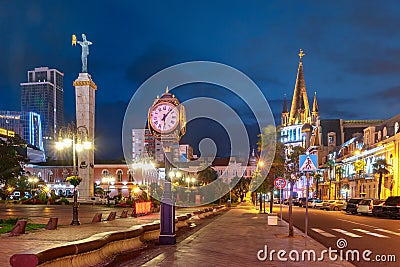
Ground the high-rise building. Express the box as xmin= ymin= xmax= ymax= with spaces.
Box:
xmin=0 ymin=110 xmax=44 ymax=151
xmin=20 ymin=67 xmax=64 ymax=158
xmin=132 ymin=129 xmax=164 ymax=163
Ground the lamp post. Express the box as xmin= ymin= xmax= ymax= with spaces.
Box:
xmin=102 ymin=176 xmax=115 ymax=205
xmin=28 ymin=176 xmax=39 ymax=197
xmin=56 ymin=123 xmax=92 ymax=226
xmin=185 ymin=176 xmax=195 ymax=202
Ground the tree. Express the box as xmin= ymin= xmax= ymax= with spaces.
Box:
xmin=230 ymin=176 xmax=250 ymax=202
xmin=335 ymin=166 xmax=345 ymax=199
xmin=256 ymin=125 xmax=281 ymax=212
xmin=353 ymin=159 xmax=366 ymax=197
xmin=285 ymin=145 xmax=305 ymax=237
xmin=197 ymin=166 xmax=218 ymax=186
xmin=373 ymin=159 xmax=391 ymax=200
xmin=326 ymin=159 xmax=335 ymax=199
xmin=314 ymin=172 xmax=323 ymax=199
xmin=0 ymin=134 xmax=27 ymax=199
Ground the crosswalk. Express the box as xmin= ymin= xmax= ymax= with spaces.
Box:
xmin=311 ymin=227 xmax=400 ymax=238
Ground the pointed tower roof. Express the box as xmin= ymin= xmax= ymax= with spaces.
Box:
xmin=248 ymin=148 xmax=257 ymax=166
xmin=289 ymin=49 xmax=311 ymax=125
xmin=312 ymin=92 xmax=319 ymax=113
xmin=282 ymin=94 xmax=288 ymax=113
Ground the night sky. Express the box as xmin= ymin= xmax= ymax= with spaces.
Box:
xmin=2 ymin=1 xmax=400 ymax=160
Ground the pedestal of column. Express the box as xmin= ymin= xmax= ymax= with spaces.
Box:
xmin=73 ymin=73 xmax=96 ymax=199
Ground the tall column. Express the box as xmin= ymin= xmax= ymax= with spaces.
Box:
xmin=73 ymin=73 xmax=96 ymax=199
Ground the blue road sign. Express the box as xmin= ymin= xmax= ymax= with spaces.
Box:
xmin=299 ymin=154 xmax=318 ymax=171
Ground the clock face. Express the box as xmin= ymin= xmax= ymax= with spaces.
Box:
xmin=149 ymin=103 xmax=179 ymax=133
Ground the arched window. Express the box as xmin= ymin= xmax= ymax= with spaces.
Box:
xmin=102 ymin=169 xmax=110 ymax=177
xmin=117 ymin=169 xmax=123 ymax=182
xmin=128 ymin=171 xmax=134 ymax=182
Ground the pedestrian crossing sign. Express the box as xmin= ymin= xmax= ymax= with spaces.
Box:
xmin=299 ymin=154 xmax=317 ymax=171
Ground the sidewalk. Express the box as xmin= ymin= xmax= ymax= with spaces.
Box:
xmin=122 ymin=207 xmax=355 ymax=267
xmin=0 ymin=207 xmax=199 ymax=267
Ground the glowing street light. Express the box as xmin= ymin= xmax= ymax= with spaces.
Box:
xmin=102 ymin=176 xmax=115 ymax=205
xmin=28 ymin=176 xmax=39 ymax=197
xmin=56 ymin=122 xmax=92 ymax=226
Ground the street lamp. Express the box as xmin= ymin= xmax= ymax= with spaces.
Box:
xmin=56 ymin=122 xmax=92 ymax=226
xmin=102 ymin=176 xmax=115 ymax=205
xmin=132 ymin=155 xmax=155 ymax=196
xmin=185 ymin=176 xmax=196 ymax=202
xmin=28 ymin=176 xmax=39 ymax=197
xmin=256 ymin=160 xmax=267 ymax=213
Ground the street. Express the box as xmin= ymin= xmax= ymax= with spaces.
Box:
xmin=279 ymin=205 xmax=399 ymax=267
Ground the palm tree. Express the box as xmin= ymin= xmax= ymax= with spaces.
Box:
xmin=326 ymin=159 xmax=335 ymax=199
xmin=314 ymin=173 xmax=323 ymax=199
xmin=372 ymin=159 xmax=391 ymax=200
xmin=353 ymin=159 xmax=366 ymax=197
xmin=335 ymin=166 xmax=345 ymax=199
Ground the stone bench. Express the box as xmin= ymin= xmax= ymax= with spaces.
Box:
xmin=9 ymin=222 xmax=162 ymax=267
xmin=10 ymin=208 xmax=226 ymax=267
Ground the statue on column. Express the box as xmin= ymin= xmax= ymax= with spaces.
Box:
xmin=72 ymin=34 xmax=93 ymax=73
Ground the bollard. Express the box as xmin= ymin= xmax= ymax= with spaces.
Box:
xmin=91 ymin=213 xmax=102 ymax=223
xmin=45 ymin=217 xmax=58 ymax=230
xmin=9 ymin=220 xmax=27 ymax=236
xmin=120 ymin=210 xmax=128 ymax=218
xmin=130 ymin=208 xmax=136 ymax=217
xmin=106 ymin=211 xmax=116 ymax=221
xmin=267 ymin=213 xmax=278 ymax=226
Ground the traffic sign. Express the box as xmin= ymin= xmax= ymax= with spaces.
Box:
xmin=274 ymin=177 xmax=287 ymax=189
xmin=299 ymin=154 xmax=318 ymax=171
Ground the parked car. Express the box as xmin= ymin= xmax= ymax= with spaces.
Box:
xmin=382 ymin=196 xmax=400 ymax=219
xmin=372 ymin=202 xmax=385 ymax=217
xmin=299 ymin=197 xmax=314 ymax=207
xmin=283 ymin=198 xmax=300 ymax=206
xmin=322 ymin=200 xmax=345 ymax=211
xmin=292 ymin=198 xmax=300 ymax=206
xmin=9 ymin=191 xmax=21 ymax=200
xmin=357 ymin=199 xmax=385 ymax=215
xmin=344 ymin=198 xmax=363 ymax=214
xmin=310 ymin=199 xmax=323 ymax=209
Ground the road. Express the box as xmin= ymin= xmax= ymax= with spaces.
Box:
xmin=279 ymin=205 xmax=399 ymax=267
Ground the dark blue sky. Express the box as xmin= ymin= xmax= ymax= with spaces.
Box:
xmin=2 ymin=1 xmax=400 ymax=160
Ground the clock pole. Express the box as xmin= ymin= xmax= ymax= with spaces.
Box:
xmin=147 ymin=86 xmax=186 ymax=246
xmin=159 ymin=144 xmax=176 ymax=245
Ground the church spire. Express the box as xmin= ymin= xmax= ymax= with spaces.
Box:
xmin=289 ymin=49 xmax=311 ymax=125
xmin=281 ymin=94 xmax=289 ymax=126
xmin=311 ymin=91 xmax=319 ymax=125
xmin=282 ymin=93 xmax=288 ymax=113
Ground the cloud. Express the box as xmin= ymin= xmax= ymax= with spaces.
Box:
xmin=367 ymin=86 xmax=400 ymax=102
xmin=125 ymin=44 xmax=188 ymax=85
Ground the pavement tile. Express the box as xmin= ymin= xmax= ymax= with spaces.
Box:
xmin=123 ymin=207 xmax=355 ymax=267
xmin=1 ymin=206 xmax=356 ymax=267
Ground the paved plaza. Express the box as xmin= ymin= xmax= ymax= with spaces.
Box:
xmin=1 ymin=204 xmax=357 ymax=266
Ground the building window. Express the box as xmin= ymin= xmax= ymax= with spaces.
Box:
xmin=117 ymin=169 xmax=123 ymax=182
xmin=128 ymin=171 xmax=134 ymax=182
xmin=328 ymin=132 xmax=336 ymax=146
xmin=102 ymin=170 xmax=109 ymax=177
xmin=383 ymin=127 xmax=388 ymax=139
